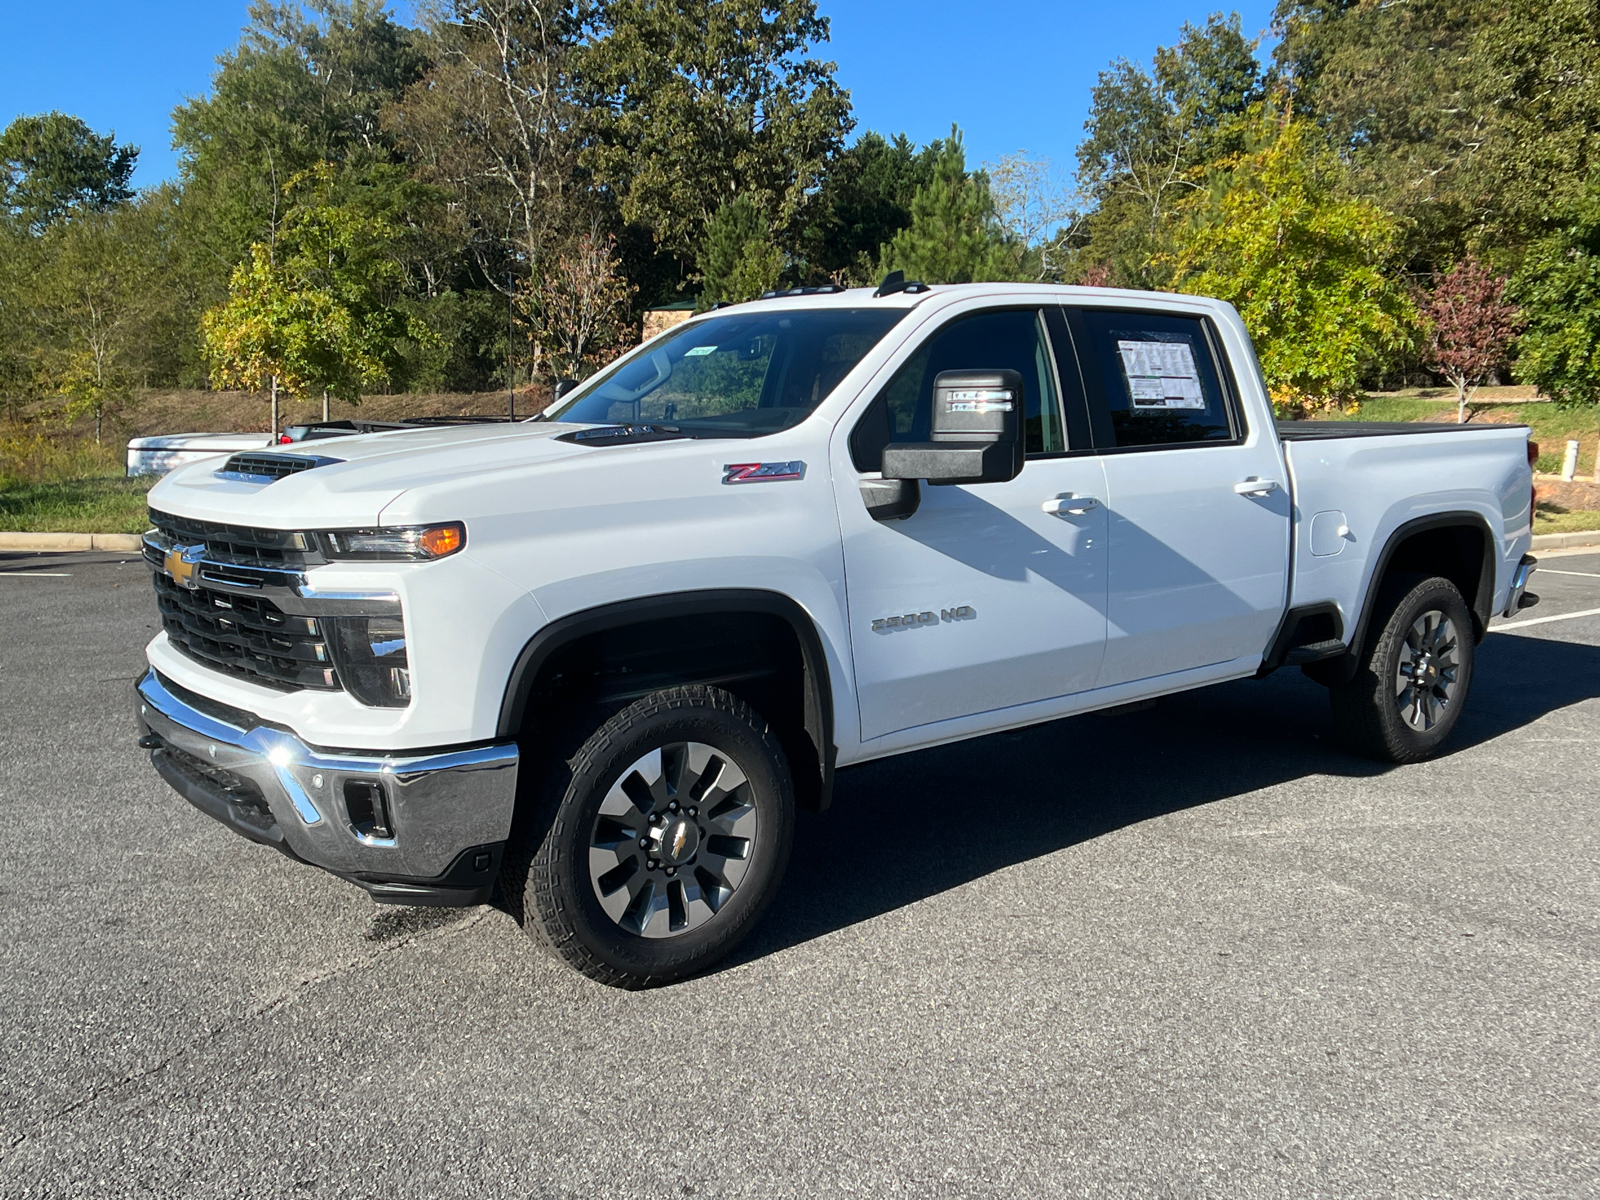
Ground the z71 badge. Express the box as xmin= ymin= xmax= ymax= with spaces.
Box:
xmin=871 ymin=606 xmax=975 ymax=632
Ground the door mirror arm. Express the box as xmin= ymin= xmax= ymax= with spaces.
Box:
xmin=860 ymin=477 xmax=920 ymax=521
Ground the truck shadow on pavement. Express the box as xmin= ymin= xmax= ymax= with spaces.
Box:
xmin=730 ymin=631 xmax=1600 ymax=969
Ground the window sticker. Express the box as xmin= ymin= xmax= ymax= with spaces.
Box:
xmin=1116 ymin=339 xmax=1206 ymax=410
xmin=683 ymin=344 xmax=717 ymax=357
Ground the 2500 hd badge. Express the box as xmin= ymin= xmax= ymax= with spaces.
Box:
xmin=872 ymin=606 xmax=976 ymax=632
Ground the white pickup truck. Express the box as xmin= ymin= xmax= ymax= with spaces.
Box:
xmin=135 ymin=280 xmax=1539 ymax=988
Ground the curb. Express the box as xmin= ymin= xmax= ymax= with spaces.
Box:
xmin=0 ymin=532 xmax=143 ymax=552
xmin=1532 ymin=531 xmax=1600 ymax=550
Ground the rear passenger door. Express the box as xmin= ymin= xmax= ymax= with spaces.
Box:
xmin=1063 ymin=307 xmax=1290 ymax=688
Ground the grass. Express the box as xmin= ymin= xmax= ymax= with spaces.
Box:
xmin=1533 ymin=503 xmax=1600 ymax=536
xmin=0 ymin=422 xmax=154 ymax=533
xmin=0 ymin=475 xmax=155 ymax=533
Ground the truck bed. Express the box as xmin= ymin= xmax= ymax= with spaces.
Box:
xmin=1276 ymin=420 xmax=1529 ymax=441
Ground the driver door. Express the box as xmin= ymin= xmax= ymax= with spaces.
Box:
xmin=833 ymin=306 xmax=1110 ymax=742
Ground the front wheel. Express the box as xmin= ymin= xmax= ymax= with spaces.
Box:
xmin=503 ymin=685 xmax=795 ymax=989
xmin=1329 ymin=574 xmax=1476 ymax=763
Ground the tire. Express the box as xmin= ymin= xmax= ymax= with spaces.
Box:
xmin=1329 ymin=574 xmax=1475 ymax=763
xmin=501 ymin=685 xmax=795 ymax=989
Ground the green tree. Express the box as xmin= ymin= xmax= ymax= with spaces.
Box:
xmin=1272 ymin=0 xmax=1495 ymax=270
xmin=0 ymin=219 xmax=41 ymax=411
xmin=0 ymin=112 xmax=137 ymax=233
xmin=1171 ymin=114 xmax=1417 ymax=411
xmin=579 ymin=0 xmax=852 ymax=265
xmin=30 ymin=193 xmax=176 ymax=441
xmin=879 ymin=129 xmax=1013 ymax=285
xmin=202 ymin=165 xmax=438 ymax=432
xmin=172 ymin=2 xmax=428 ymax=305
xmin=698 ymin=197 xmax=784 ymax=307
xmin=793 ymin=131 xmax=940 ymax=284
xmin=1511 ymin=181 xmax=1600 ymax=464
xmin=1467 ymin=0 xmax=1600 ymax=251
xmin=1076 ymin=13 xmax=1263 ymax=287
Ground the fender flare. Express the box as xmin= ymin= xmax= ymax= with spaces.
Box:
xmin=1334 ymin=511 xmax=1496 ymax=681
xmin=497 ymin=589 xmax=838 ymax=810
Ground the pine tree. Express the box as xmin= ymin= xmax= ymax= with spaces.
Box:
xmin=879 ymin=127 xmax=1012 ymax=284
xmin=698 ymin=197 xmax=783 ymax=307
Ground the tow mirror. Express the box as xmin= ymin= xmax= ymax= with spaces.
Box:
xmin=881 ymin=370 xmax=1024 ymax=486
xmin=553 ymin=378 xmax=581 ymax=400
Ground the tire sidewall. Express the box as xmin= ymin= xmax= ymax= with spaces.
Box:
xmin=541 ymin=691 xmax=794 ymax=983
xmin=1369 ymin=578 xmax=1475 ymax=755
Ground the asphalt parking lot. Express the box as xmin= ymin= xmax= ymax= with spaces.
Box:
xmin=1 ymin=550 xmax=1597 ymax=1198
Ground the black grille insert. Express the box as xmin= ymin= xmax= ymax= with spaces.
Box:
xmin=154 ymin=746 xmax=279 ymax=838
xmin=148 ymin=509 xmax=325 ymax=571
xmin=154 ymin=572 xmax=339 ymax=691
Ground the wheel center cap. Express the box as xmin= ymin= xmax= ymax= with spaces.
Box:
xmin=653 ymin=818 xmax=699 ymax=866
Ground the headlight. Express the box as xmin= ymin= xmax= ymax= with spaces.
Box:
xmin=322 ymin=522 xmax=465 ymax=561
xmin=329 ymin=616 xmax=411 ymax=707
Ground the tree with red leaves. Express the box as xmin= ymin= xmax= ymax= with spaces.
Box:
xmin=1422 ymin=257 xmax=1523 ymax=423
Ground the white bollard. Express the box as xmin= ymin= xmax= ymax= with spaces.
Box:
xmin=1561 ymin=439 xmax=1580 ymax=481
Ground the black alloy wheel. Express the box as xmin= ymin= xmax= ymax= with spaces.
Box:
xmin=1330 ymin=574 xmax=1476 ymax=763
xmin=503 ymin=685 xmax=795 ymax=988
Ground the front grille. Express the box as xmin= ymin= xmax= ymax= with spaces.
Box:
xmin=154 ymin=571 xmax=339 ymax=691
xmin=148 ymin=508 xmax=324 ymax=571
xmin=217 ymin=451 xmax=338 ymax=483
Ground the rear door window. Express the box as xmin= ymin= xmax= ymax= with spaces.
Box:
xmin=1070 ymin=309 xmax=1239 ymax=449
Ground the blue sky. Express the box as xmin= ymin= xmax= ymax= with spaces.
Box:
xmin=0 ymin=1 xmax=1279 ymax=189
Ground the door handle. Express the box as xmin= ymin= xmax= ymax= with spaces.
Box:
xmin=1233 ymin=478 xmax=1280 ymax=497
xmin=1043 ymin=494 xmax=1100 ymax=515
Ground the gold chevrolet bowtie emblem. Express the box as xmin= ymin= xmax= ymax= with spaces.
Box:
xmin=164 ymin=543 xmax=203 ymax=590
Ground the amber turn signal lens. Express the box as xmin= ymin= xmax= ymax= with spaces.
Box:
xmin=418 ymin=523 xmax=464 ymax=557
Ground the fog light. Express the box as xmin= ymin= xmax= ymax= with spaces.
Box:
xmin=344 ymin=779 xmax=392 ymax=839
xmin=329 ymin=616 xmax=411 ymax=707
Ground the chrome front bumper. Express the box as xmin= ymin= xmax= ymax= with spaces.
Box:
xmin=134 ymin=669 xmax=519 ymax=905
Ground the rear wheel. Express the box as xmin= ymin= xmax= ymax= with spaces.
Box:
xmin=503 ymin=685 xmax=794 ymax=988
xmin=1329 ymin=574 xmax=1475 ymax=763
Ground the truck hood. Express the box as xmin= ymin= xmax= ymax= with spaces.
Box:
xmin=147 ymin=421 xmax=608 ymax=528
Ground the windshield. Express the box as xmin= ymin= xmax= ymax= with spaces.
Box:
xmin=547 ymin=307 xmax=908 ymax=437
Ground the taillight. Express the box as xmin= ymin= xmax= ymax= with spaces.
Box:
xmin=1529 ymin=440 xmax=1538 ymax=517
xmin=278 ymin=433 xmax=293 ymax=444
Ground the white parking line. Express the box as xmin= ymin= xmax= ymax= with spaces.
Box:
xmin=1538 ymin=569 xmax=1600 ymax=579
xmin=1495 ymin=606 xmax=1600 ymax=632
xmin=0 ymin=572 xmax=72 ymax=578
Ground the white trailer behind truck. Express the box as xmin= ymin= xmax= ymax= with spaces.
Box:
xmin=133 ymin=280 xmax=1538 ymax=987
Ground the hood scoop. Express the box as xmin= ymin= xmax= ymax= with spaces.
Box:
xmin=554 ymin=423 xmax=688 ymax=447
xmin=215 ymin=451 xmax=344 ymax=484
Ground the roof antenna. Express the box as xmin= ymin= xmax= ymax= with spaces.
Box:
xmin=874 ymin=270 xmax=906 ymax=297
